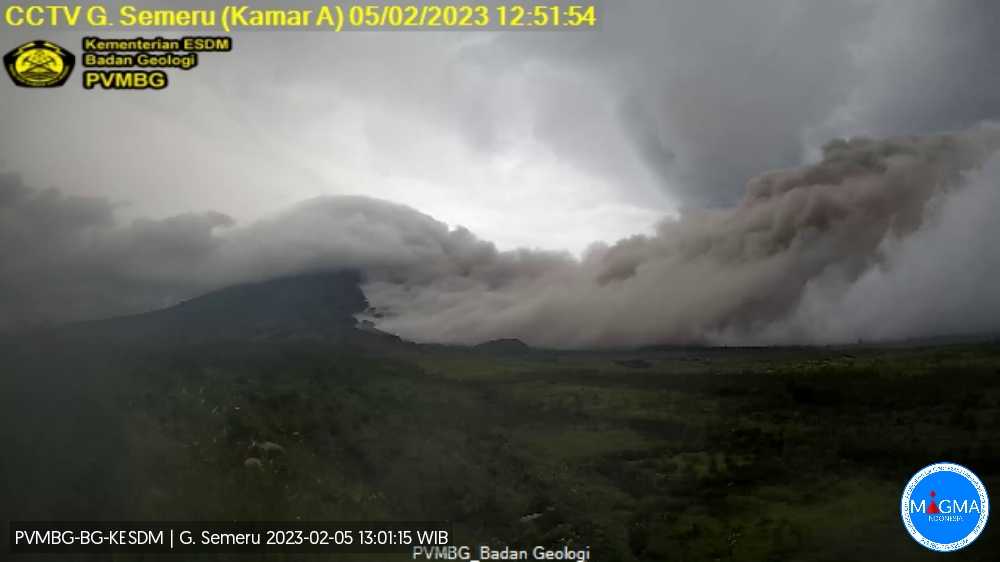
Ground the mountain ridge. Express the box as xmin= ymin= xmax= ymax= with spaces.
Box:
xmin=38 ymin=270 xmax=392 ymax=347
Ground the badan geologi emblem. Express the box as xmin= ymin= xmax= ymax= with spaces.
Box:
xmin=4 ymin=40 xmax=75 ymax=87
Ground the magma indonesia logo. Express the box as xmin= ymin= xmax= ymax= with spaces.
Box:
xmin=4 ymin=40 xmax=75 ymax=87
xmin=901 ymin=462 xmax=989 ymax=552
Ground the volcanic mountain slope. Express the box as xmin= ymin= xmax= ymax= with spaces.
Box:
xmin=49 ymin=270 xmax=390 ymax=346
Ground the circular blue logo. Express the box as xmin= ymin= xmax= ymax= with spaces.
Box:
xmin=901 ymin=462 xmax=989 ymax=551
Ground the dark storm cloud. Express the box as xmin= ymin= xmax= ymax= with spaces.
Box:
xmin=835 ymin=1 xmax=1000 ymax=138
xmin=588 ymin=0 xmax=872 ymax=207
xmin=476 ymin=0 xmax=1000 ymax=207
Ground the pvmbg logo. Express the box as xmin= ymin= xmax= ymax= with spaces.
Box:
xmin=3 ymin=40 xmax=75 ymax=87
xmin=901 ymin=462 xmax=989 ymax=552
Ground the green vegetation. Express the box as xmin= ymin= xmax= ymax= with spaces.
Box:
xmin=4 ymin=340 xmax=1000 ymax=561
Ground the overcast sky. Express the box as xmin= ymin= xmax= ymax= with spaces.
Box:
xmin=2 ymin=1 xmax=997 ymax=254
xmin=3 ymin=1 xmax=1000 ymax=345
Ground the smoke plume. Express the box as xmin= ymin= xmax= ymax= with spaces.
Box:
xmin=2 ymin=126 xmax=999 ymax=348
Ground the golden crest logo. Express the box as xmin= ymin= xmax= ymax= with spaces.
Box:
xmin=4 ymin=40 xmax=75 ymax=88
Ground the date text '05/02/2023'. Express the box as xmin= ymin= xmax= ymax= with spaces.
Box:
xmin=3 ymin=5 xmax=598 ymax=30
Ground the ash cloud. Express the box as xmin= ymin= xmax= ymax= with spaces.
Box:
xmin=369 ymin=125 xmax=1000 ymax=347
xmin=2 ymin=126 xmax=999 ymax=348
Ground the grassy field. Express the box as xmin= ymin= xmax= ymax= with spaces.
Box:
xmin=3 ymin=339 xmax=999 ymax=561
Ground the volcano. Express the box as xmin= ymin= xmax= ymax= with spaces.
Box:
xmin=46 ymin=270 xmax=390 ymax=346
